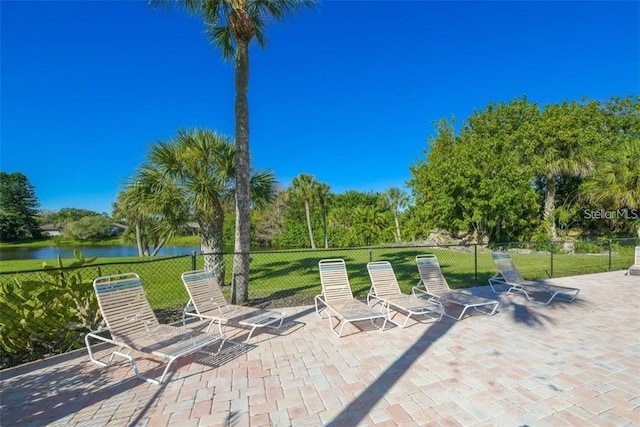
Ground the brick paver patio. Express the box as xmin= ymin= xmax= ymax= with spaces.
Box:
xmin=1 ymin=271 xmax=638 ymax=426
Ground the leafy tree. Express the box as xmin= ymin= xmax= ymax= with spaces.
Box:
xmin=63 ymin=216 xmax=113 ymax=241
xmin=582 ymin=97 xmax=640 ymax=237
xmin=0 ymin=172 xmax=41 ymax=241
xmin=289 ymin=173 xmax=318 ymax=249
xmin=408 ymin=119 xmax=462 ymax=237
xmin=352 ymin=205 xmax=387 ymax=246
xmin=252 ymin=188 xmax=287 ymax=247
xmin=328 ymin=191 xmax=383 ymax=246
xmin=56 ymin=208 xmax=103 ymax=223
xmin=409 ymin=99 xmax=541 ymax=243
xmin=533 ymin=100 xmax=603 ymax=240
xmin=36 ymin=209 xmax=58 ymax=225
xmin=151 ymin=0 xmax=316 ymax=304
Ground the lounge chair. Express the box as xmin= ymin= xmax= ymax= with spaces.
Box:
xmin=85 ymin=273 xmax=226 ymax=384
xmin=489 ymin=250 xmax=580 ymax=305
xmin=626 ymin=246 xmax=640 ymax=276
xmin=316 ymin=259 xmax=388 ymax=337
xmin=366 ymin=261 xmax=444 ymax=327
xmin=415 ymin=254 xmax=499 ymax=320
xmin=181 ymin=269 xmax=286 ymax=343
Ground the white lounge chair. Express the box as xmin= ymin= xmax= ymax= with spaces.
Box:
xmin=316 ymin=259 xmax=388 ymax=337
xmin=489 ymin=251 xmax=580 ymax=305
xmin=85 ymin=273 xmax=226 ymax=384
xmin=367 ymin=261 xmax=443 ymax=327
xmin=415 ymin=254 xmax=499 ymax=320
xmin=181 ymin=269 xmax=286 ymax=343
xmin=626 ymin=246 xmax=640 ymax=276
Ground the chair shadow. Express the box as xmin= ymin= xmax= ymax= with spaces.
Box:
xmin=222 ymin=320 xmax=306 ymax=344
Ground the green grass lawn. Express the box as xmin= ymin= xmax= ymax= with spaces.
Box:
xmin=1 ymin=245 xmax=636 ymax=311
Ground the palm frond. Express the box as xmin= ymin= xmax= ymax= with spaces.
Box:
xmin=249 ymin=169 xmax=278 ymax=209
xmin=209 ymin=25 xmax=234 ymax=58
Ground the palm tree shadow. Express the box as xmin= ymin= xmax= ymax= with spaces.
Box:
xmin=495 ymin=288 xmax=589 ymax=327
xmin=328 ymin=283 xmax=588 ymax=425
xmin=328 ymin=318 xmax=456 ymax=426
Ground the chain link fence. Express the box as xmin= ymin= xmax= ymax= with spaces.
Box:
xmin=1 ymin=237 xmax=638 ymax=368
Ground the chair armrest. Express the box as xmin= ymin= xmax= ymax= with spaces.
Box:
xmin=412 ymin=286 xmax=438 ymax=301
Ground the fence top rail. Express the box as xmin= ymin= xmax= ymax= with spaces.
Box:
xmin=0 ymin=253 xmax=192 ymax=276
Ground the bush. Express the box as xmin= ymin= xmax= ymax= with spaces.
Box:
xmin=0 ymin=250 xmax=102 ymax=368
xmin=574 ymin=240 xmax=604 ymax=254
xmin=63 ymin=216 xmax=113 ymax=241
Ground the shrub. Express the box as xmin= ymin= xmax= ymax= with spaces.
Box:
xmin=574 ymin=240 xmax=604 ymax=254
xmin=0 ymin=250 xmax=102 ymax=367
xmin=62 ymin=216 xmax=113 ymax=241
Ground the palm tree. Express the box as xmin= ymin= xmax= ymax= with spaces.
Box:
xmin=384 ymin=187 xmax=410 ymax=243
xmin=113 ymin=187 xmax=154 ymax=256
xmin=150 ymin=0 xmax=316 ymax=304
xmin=126 ymin=129 xmax=275 ymax=282
xmin=353 ymin=206 xmax=386 ymax=246
xmin=536 ymin=102 xmax=598 ymax=240
xmin=316 ymin=182 xmax=331 ymax=248
xmin=583 ymin=140 xmax=640 ymax=237
xmin=290 ymin=173 xmax=317 ymax=249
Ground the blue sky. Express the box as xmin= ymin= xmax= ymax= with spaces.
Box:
xmin=2 ymin=1 xmax=638 ymax=214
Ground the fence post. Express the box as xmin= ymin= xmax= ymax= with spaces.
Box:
xmin=550 ymin=241 xmax=554 ymax=278
xmin=369 ymin=247 xmax=373 ymax=263
xmin=191 ymin=251 xmax=196 ymax=271
xmin=608 ymin=239 xmax=612 ymax=272
xmin=474 ymin=244 xmax=478 ymax=284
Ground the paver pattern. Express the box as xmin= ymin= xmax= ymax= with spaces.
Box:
xmin=1 ymin=271 xmax=639 ymax=426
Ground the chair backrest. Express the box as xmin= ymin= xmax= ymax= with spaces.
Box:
xmin=635 ymin=246 xmax=640 ymax=266
xmin=367 ymin=261 xmax=402 ymax=298
xmin=415 ymin=254 xmax=452 ymax=295
xmin=181 ymin=269 xmax=229 ymax=314
xmin=93 ymin=273 xmax=159 ymax=343
xmin=491 ymin=251 xmax=525 ymax=283
xmin=318 ymin=259 xmax=354 ymax=303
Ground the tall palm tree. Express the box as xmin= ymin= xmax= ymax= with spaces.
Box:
xmin=150 ymin=0 xmax=316 ymax=304
xmin=127 ymin=129 xmax=276 ymax=282
xmin=384 ymin=187 xmax=410 ymax=243
xmin=290 ymin=173 xmax=317 ymax=249
xmin=316 ymin=182 xmax=331 ymax=249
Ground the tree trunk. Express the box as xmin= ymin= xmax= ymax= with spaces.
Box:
xmin=135 ymin=222 xmax=145 ymax=256
xmin=305 ymin=200 xmax=316 ymax=249
xmin=232 ymin=39 xmax=251 ymax=304
xmin=200 ymin=216 xmax=225 ymax=285
xmin=150 ymin=237 xmax=167 ymax=257
xmin=323 ymin=207 xmax=328 ymax=249
xmin=393 ymin=209 xmax=401 ymax=243
xmin=543 ymin=173 xmax=558 ymax=240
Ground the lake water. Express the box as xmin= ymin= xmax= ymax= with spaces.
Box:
xmin=0 ymin=245 xmax=201 ymax=261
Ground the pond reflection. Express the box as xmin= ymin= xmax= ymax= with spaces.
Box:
xmin=0 ymin=245 xmax=200 ymax=261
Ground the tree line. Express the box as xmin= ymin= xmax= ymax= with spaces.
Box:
xmin=408 ymin=95 xmax=639 ymax=243
xmin=0 ymin=174 xmax=114 ymax=242
xmin=2 ymin=96 xmax=638 ymax=252
xmin=3 ymin=95 xmax=638 ymax=249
